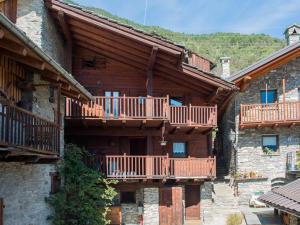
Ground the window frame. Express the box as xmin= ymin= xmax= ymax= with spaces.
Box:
xmin=262 ymin=135 xmax=279 ymax=154
xmin=260 ymin=89 xmax=277 ymax=104
xmin=172 ymin=142 xmax=187 ymax=158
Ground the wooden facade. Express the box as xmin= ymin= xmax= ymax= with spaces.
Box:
xmin=46 ymin=1 xmax=236 ymax=224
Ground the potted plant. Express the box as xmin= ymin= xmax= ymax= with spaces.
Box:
xmin=262 ymin=147 xmax=273 ymax=155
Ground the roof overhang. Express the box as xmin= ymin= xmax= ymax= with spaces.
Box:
xmin=45 ymin=0 xmax=237 ymax=110
xmin=229 ymin=42 xmax=300 ymax=91
xmin=0 ymin=13 xmax=92 ymax=101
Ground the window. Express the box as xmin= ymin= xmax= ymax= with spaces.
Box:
xmin=120 ymin=191 xmax=136 ymax=204
xmin=260 ymin=90 xmax=277 ymax=104
xmin=105 ymin=91 xmax=120 ymax=117
xmin=172 ymin=142 xmax=187 ymax=157
xmin=50 ymin=172 xmax=60 ymax=194
xmin=298 ymin=88 xmax=300 ymax=101
xmin=170 ymin=97 xmax=183 ymax=106
xmin=262 ymin=135 xmax=279 ymax=153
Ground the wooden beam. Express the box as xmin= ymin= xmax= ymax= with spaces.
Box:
xmin=65 ymin=128 xmax=161 ymax=136
xmin=169 ymin=126 xmax=180 ymax=134
xmin=0 ymin=29 xmax=4 ymax=39
xmin=0 ymin=48 xmax=46 ymax=70
xmin=208 ymin=87 xmax=223 ymax=103
xmin=146 ymin=46 xmax=158 ymax=96
xmin=240 ymin=76 xmax=252 ymax=92
xmin=0 ymin=38 xmax=27 ymax=56
xmin=57 ymin=10 xmax=72 ymax=71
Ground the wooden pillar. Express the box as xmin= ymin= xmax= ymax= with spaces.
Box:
xmin=56 ymin=84 xmax=61 ymax=154
xmin=282 ymin=78 xmax=286 ymax=121
xmin=0 ymin=198 xmax=3 ymax=225
xmin=147 ymin=135 xmax=153 ymax=155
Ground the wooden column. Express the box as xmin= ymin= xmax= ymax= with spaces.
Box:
xmin=0 ymin=198 xmax=3 ymax=225
xmin=146 ymin=46 xmax=158 ymax=95
xmin=282 ymin=78 xmax=286 ymax=121
xmin=56 ymin=84 xmax=61 ymax=154
xmin=147 ymin=135 xmax=153 ymax=155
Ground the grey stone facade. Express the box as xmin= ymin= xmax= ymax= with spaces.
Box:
xmin=0 ymin=162 xmax=56 ymax=225
xmin=143 ymin=188 xmax=159 ymax=225
xmin=16 ymin=0 xmax=66 ymax=67
xmin=221 ymin=56 xmax=300 ymax=204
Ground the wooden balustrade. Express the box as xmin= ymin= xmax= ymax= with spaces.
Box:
xmin=0 ymin=98 xmax=60 ymax=154
xmin=91 ymin=154 xmax=216 ymax=179
xmin=66 ymin=96 xmax=217 ymax=127
xmin=169 ymin=105 xmax=217 ymax=126
xmin=66 ymin=95 xmax=169 ymax=120
xmin=240 ymin=102 xmax=300 ymax=126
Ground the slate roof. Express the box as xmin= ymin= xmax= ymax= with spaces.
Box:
xmin=258 ymin=179 xmax=300 ymax=217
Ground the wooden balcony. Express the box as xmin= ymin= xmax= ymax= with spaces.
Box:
xmin=240 ymin=101 xmax=300 ymax=129
xmin=86 ymin=154 xmax=216 ymax=180
xmin=65 ymin=96 xmax=217 ymax=128
xmin=0 ymin=98 xmax=60 ymax=160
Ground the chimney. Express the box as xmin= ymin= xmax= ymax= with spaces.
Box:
xmin=284 ymin=24 xmax=300 ymax=45
xmin=220 ymin=57 xmax=231 ymax=79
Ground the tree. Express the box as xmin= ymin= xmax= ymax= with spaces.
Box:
xmin=47 ymin=144 xmax=117 ymax=225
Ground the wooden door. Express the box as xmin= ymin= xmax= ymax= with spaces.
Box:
xmin=185 ymin=185 xmax=200 ymax=220
xmin=0 ymin=198 xmax=3 ymax=225
xmin=159 ymin=187 xmax=183 ymax=225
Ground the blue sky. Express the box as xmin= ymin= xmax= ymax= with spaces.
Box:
xmin=73 ymin=0 xmax=300 ymax=38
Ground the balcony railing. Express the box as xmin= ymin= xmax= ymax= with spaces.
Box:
xmin=240 ymin=101 xmax=300 ymax=126
xmin=287 ymin=151 xmax=300 ymax=171
xmin=0 ymin=98 xmax=60 ymax=154
xmin=65 ymin=96 xmax=217 ymax=127
xmin=86 ymin=154 xmax=216 ymax=179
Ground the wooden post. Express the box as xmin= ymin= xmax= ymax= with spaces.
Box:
xmin=0 ymin=198 xmax=3 ymax=225
xmin=56 ymin=84 xmax=61 ymax=154
xmin=282 ymin=78 xmax=286 ymax=121
xmin=189 ymin=104 xmax=192 ymax=126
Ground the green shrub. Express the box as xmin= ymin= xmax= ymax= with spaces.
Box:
xmin=226 ymin=213 xmax=243 ymax=225
xmin=46 ymin=144 xmax=117 ymax=225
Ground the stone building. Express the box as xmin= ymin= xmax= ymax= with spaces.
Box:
xmin=221 ymin=24 xmax=300 ymax=205
xmin=0 ymin=1 xmax=91 ymax=224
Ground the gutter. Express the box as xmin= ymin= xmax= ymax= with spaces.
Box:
xmin=0 ymin=14 xmax=92 ymax=100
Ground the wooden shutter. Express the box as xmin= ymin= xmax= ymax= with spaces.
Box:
xmin=0 ymin=198 xmax=3 ymax=225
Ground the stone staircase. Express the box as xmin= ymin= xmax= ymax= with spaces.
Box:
xmin=202 ymin=181 xmax=241 ymax=225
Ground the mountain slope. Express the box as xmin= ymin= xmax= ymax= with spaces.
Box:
xmin=63 ymin=0 xmax=286 ymax=75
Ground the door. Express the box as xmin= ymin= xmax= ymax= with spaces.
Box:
xmin=185 ymin=185 xmax=200 ymax=220
xmin=159 ymin=187 xmax=183 ymax=225
xmin=130 ymin=137 xmax=147 ymax=155
xmin=105 ymin=91 xmax=120 ymax=118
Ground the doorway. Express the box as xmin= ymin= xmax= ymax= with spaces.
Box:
xmin=185 ymin=185 xmax=200 ymax=221
xmin=159 ymin=187 xmax=183 ymax=225
xmin=129 ymin=137 xmax=147 ymax=155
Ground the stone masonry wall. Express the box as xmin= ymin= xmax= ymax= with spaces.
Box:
xmin=143 ymin=188 xmax=159 ymax=225
xmin=121 ymin=188 xmax=143 ymax=225
xmin=0 ymin=2 xmax=67 ymax=225
xmin=16 ymin=0 xmax=66 ymax=67
xmin=222 ymin=56 xmax=300 ymax=204
xmin=0 ymin=162 xmax=56 ymax=225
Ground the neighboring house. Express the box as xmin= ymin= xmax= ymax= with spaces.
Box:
xmin=259 ymin=178 xmax=300 ymax=225
xmin=221 ymin=24 xmax=300 ymax=205
xmin=0 ymin=1 xmax=91 ymax=225
xmin=45 ymin=1 xmax=237 ymax=225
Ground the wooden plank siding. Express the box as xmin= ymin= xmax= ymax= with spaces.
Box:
xmin=0 ymin=198 xmax=3 ymax=225
xmin=240 ymin=102 xmax=300 ymax=128
xmin=0 ymin=55 xmax=25 ymax=102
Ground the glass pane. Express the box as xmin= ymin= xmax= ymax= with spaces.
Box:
xmin=170 ymin=99 xmax=183 ymax=106
xmin=173 ymin=142 xmax=186 ymax=157
xmin=262 ymin=136 xmax=277 ymax=151
xmin=261 ymin=90 xmax=276 ymax=104
xmin=113 ymin=92 xmax=119 ymax=117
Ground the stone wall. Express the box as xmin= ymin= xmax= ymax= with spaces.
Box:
xmin=121 ymin=188 xmax=143 ymax=225
xmin=143 ymin=188 xmax=159 ymax=225
xmin=221 ymin=56 xmax=300 ymax=205
xmin=0 ymin=162 xmax=56 ymax=225
xmin=16 ymin=0 xmax=66 ymax=67
xmin=200 ymin=182 xmax=213 ymax=222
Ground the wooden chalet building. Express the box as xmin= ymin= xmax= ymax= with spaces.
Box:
xmin=0 ymin=1 xmax=91 ymax=225
xmin=45 ymin=1 xmax=236 ymax=224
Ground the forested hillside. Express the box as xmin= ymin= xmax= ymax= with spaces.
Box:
xmin=64 ymin=0 xmax=285 ymax=74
